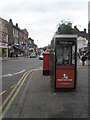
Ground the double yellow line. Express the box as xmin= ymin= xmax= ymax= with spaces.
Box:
xmin=0 ymin=67 xmax=42 ymax=119
xmin=0 ymin=91 xmax=6 ymax=96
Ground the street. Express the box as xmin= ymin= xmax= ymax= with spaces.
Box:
xmin=0 ymin=1 xmax=89 ymax=119
xmin=0 ymin=57 xmax=88 ymax=118
xmin=1 ymin=57 xmax=43 ymax=103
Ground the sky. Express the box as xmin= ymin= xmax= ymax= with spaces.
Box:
xmin=0 ymin=0 xmax=89 ymax=47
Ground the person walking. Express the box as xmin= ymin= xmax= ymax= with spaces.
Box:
xmin=81 ymin=54 xmax=87 ymax=66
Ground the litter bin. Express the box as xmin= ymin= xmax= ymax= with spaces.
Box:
xmin=43 ymin=52 xmax=50 ymax=75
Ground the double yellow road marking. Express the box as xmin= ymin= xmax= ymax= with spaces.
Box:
xmin=0 ymin=91 xmax=6 ymax=96
xmin=0 ymin=67 xmax=42 ymax=119
xmin=10 ymin=84 xmax=17 ymax=89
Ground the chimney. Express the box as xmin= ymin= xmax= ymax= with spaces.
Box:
xmin=74 ymin=26 xmax=77 ymax=29
xmin=84 ymin=28 xmax=86 ymax=33
xmin=9 ymin=19 xmax=13 ymax=24
xmin=16 ymin=23 xmax=18 ymax=28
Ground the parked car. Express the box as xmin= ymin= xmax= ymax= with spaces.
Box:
xmin=30 ymin=53 xmax=36 ymax=58
xmin=39 ymin=53 xmax=43 ymax=60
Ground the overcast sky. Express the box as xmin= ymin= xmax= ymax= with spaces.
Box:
xmin=0 ymin=0 xmax=89 ymax=47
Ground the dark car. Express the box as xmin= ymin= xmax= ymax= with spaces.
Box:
xmin=30 ymin=53 xmax=36 ymax=58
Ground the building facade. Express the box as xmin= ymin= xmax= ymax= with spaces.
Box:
xmin=73 ymin=26 xmax=88 ymax=55
xmin=77 ymin=36 xmax=88 ymax=54
xmin=0 ymin=17 xmax=30 ymax=57
xmin=13 ymin=23 xmax=19 ymax=45
xmin=88 ymin=1 xmax=90 ymax=59
xmin=0 ymin=17 xmax=8 ymax=58
xmin=28 ymin=38 xmax=37 ymax=52
xmin=19 ymin=29 xmax=24 ymax=47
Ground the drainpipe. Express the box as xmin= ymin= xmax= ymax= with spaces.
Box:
xmin=7 ymin=33 xmax=8 ymax=58
xmin=1 ymin=31 xmax=2 ymax=58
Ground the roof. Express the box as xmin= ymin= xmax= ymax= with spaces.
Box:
xmin=13 ymin=45 xmax=22 ymax=50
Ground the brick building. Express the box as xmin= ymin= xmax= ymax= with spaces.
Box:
xmin=13 ymin=23 xmax=19 ymax=45
xmin=19 ymin=29 xmax=24 ymax=47
xmin=0 ymin=17 xmax=8 ymax=58
xmin=88 ymin=1 xmax=90 ymax=59
xmin=2 ymin=18 xmax=29 ymax=57
xmin=28 ymin=38 xmax=37 ymax=50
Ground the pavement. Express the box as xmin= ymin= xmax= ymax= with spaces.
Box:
xmin=77 ymin=59 xmax=89 ymax=66
xmin=4 ymin=66 xmax=88 ymax=118
xmin=1 ymin=57 xmax=89 ymax=66
xmin=0 ymin=57 xmax=19 ymax=62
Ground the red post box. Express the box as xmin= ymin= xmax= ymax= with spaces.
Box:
xmin=43 ymin=52 xmax=50 ymax=75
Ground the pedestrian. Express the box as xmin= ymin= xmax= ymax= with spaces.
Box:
xmin=81 ymin=55 xmax=87 ymax=66
xmin=11 ymin=52 xmax=13 ymax=58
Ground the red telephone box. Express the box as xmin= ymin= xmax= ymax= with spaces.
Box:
xmin=50 ymin=35 xmax=77 ymax=90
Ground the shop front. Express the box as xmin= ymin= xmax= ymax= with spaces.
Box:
xmin=0 ymin=42 xmax=8 ymax=58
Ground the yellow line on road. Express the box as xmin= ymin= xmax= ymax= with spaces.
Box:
xmin=1 ymin=69 xmax=32 ymax=119
xmin=0 ymin=70 xmax=28 ymax=116
xmin=0 ymin=90 xmax=6 ymax=96
xmin=0 ymin=68 xmax=41 ymax=119
xmin=10 ymin=84 xmax=17 ymax=89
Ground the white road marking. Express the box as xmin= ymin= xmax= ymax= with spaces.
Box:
xmin=0 ymin=70 xmax=26 ymax=78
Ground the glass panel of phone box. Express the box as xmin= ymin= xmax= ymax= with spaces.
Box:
xmin=56 ymin=38 xmax=75 ymax=65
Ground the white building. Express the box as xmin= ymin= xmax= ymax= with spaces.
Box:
xmin=77 ymin=36 xmax=88 ymax=53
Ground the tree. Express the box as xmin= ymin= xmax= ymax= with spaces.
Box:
xmin=56 ymin=20 xmax=74 ymax=34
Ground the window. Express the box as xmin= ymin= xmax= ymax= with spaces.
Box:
xmin=56 ymin=44 xmax=75 ymax=65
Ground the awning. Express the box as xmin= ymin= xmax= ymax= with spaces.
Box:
xmin=13 ymin=45 xmax=22 ymax=50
